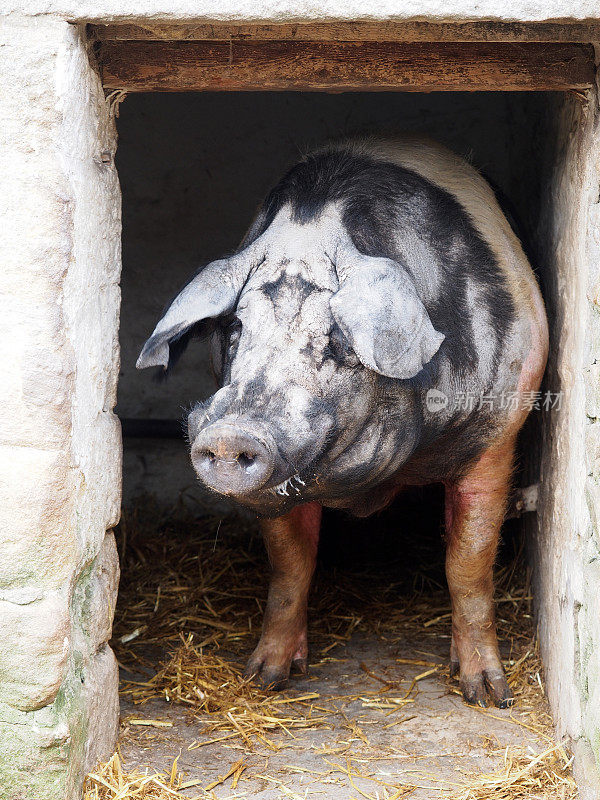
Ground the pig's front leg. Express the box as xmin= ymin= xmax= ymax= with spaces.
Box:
xmin=445 ymin=437 xmax=516 ymax=709
xmin=244 ymin=502 xmax=321 ymax=689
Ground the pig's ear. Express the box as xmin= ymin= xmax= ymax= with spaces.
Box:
xmin=136 ymin=245 xmax=263 ymax=371
xmin=330 ymin=252 xmax=444 ymax=379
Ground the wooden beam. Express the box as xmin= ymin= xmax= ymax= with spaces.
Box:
xmin=90 ymin=20 xmax=600 ymax=43
xmin=99 ymin=41 xmax=595 ymax=93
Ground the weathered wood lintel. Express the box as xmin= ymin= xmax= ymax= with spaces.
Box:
xmin=99 ymin=41 xmax=595 ymax=93
xmin=90 ymin=20 xmax=600 ymax=43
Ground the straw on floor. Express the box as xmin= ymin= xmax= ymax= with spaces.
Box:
xmin=85 ymin=497 xmax=576 ymax=799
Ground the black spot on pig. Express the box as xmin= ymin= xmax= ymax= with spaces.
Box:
xmin=400 ymin=411 xmax=497 ymax=483
xmin=256 ymin=147 xmax=515 ymax=379
xmin=260 ymin=273 xmax=316 ymax=316
xmin=241 ymin=373 xmax=269 ymax=406
xmin=319 ymin=323 xmax=361 ymax=370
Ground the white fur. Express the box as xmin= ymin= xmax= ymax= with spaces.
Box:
xmin=361 ymin=136 xmax=542 ymax=316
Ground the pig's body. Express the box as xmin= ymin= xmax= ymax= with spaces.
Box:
xmin=290 ymin=138 xmax=547 ymax=517
xmin=138 ymin=137 xmax=548 ymax=708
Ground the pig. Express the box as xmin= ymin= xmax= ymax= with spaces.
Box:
xmin=137 ymin=136 xmax=548 ymax=708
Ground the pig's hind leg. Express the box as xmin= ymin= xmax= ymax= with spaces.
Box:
xmin=244 ymin=502 xmax=321 ymax=689
xmin=444 ymin=436 xmax=517 ymax=709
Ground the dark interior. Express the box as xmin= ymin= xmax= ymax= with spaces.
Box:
xmin=115 ymin=90 xmax=551 ymax=581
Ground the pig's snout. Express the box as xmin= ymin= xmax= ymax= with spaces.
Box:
xmin=191 ymin=423 xmax=276 ymax=496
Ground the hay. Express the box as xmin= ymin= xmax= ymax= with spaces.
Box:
xmin=450 ymin=742 xmax=576 ymax=800
xmin=84 ymin=752 xmax=191 ymax=799
xmin=123 ymin=633 xmax=325 ymax=750
xmin=84 ymin=751 xmax=248 ymax=798
xmin=112 ymin=500 xmax=532 ymax=670
xmin=88 ymin=497 xmax=576 ymax=799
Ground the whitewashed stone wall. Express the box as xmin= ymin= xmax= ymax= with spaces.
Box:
xmin=532 ymin=82 xmax=600 ymax=798
xmin=1 ymin=0 xmax=600 ymax=24
xmin=0 ymin=15 xmax=121 ymax=800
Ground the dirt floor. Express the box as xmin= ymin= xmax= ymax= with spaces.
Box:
xmin=118 ymin=637 xmax=552 ymax=799
xmin=89 ymin=493 xmax=576 ymax=800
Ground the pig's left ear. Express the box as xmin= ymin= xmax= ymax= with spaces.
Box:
xmin=330 ymin=251 xmax=445 ymax=379
xmin=136 ymin=239 xmax=266 ymax=371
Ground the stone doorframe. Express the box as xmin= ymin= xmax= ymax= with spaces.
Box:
xmin=0 ymin=16 xmax=121 ymax=800
xmin=0 ymin=9 xmax=599 ymax=799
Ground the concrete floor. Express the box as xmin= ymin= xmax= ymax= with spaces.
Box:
xmin=119 ymin=634 xmax=549 ymax=799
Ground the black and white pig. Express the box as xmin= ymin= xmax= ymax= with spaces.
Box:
xmin=137 ymin=137 xmax=548 ymax=708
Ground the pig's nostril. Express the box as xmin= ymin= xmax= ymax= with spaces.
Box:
xmin=197 ymin=449 xmax=216 ymax=463
xmin=238 ymin=453 xmax=255 ymax=469
xmin=191 ymin=423 xmax=276 ymax=497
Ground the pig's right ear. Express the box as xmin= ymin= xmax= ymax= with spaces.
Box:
xmin=330 ymin=245 xmax=444 ymax=380
xmin=136 ymin=248 xmax=261 ymax=371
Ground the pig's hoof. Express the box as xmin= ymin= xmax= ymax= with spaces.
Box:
xmin=243 ymin=661 xmax=290 ymax=690
xmin=243 ymin=651 xmax=307 ymax=690
xmin=460 ymin=670 xmax=513 ymax=709
xmin=484 ymin=669 xmax=514 ymax=709
xmin=291 ymin=655 xmax=309 ymax=675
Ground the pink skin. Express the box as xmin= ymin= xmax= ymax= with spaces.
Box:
xmin=243 ymin=502 xmax=321 ymax=688
xmin=246 ymin=297 xmax=548 ymax=704
xmin=444 ymin=437 xmax=518 ymax=707
xmin=445 ymin=302 xmax=548 ymax=707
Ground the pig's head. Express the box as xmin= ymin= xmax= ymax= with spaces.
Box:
xmin=137 ymin=205 xmax=444 ymax=516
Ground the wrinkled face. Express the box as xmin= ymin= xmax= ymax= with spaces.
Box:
xmin=137 ymin=204 xmax=444 ymax=516
xmin=188 ymin=256 xmax=376 ymax=515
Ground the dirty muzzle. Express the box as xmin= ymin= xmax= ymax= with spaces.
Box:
xmin=190 ymin=422 xmax=277 ymax=497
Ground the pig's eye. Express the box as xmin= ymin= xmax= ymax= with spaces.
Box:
xmin=224 ymin=319 xmax=242 ymax=357
xmin=324 ymin=325 xmax=360 ymax=367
